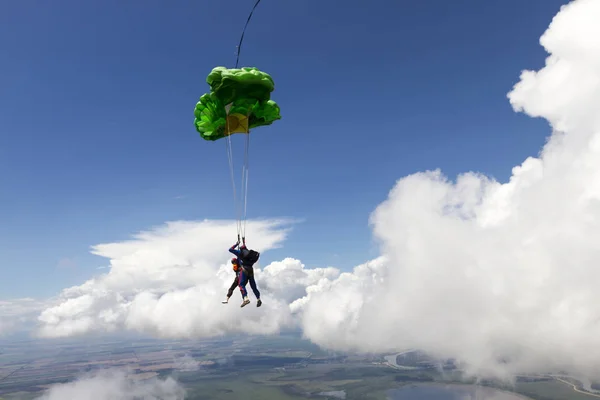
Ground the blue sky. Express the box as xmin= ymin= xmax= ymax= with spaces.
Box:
xmin=0 ymin=0 xmax=568 ymax=298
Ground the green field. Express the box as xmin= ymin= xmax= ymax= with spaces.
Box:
xmin=180 ymin=369 xmax=600 ymax=400
xmin=180 ymin=364 xmax=414 ymax=400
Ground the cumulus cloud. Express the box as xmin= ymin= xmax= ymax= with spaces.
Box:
xmin=0 ymin=298 xmax=47 ymax=336
xmin=34 ymin=368 xmax=185 ymax=400
xmin=296 ymin=0 xmax=600 ymax=380
xmin=259 ymin=258 xmax=340 ymax=305
xmin=35 ymin=219 xmax=310 ymax=339
xmin=30 ymin=0 xmax=600 ymax=383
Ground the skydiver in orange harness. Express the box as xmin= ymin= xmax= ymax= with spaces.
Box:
xmin=222 ymin=257 xmax=242 ymax=305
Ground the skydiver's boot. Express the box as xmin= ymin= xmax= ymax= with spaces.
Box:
xmin=241 ymin=297 xmax=250 ymax=307
xmin=256 ymin=299 xmax=262 ymax=307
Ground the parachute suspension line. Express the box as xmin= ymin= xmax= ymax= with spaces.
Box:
xmin=237 ymin=106 xmax=252 ymax=243
xmin=229 ymin=0 xmax=262 ymax=242
xmin=225 ymin=128 xmax=240 ymax=238
xmin=234 ymin=0 xmax=262 ymax=69
xmin=241 ymin=126 xmax=250 ymax=241
xmin=224 ymin=105 xmax=242 ymax=238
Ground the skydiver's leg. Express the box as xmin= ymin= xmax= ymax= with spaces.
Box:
xmin=248 ymin=276 xmax=261 ymax=307
xmin=248 ymin=276 xmax=260 ymax=298
xmin=238 ymin=270 xmax=248 ymax=297
xmin=238 ymin=269 xmax=250 ymax=307
xmin=226 ymin=281 xmax=236 ymax=298
xmin=223 ymin=276 xmax=238 ymax=304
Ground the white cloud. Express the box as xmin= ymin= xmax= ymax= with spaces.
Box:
xmin=258 ymin=258 xmax=340 ymax=305
xmin=296 ymin=0 xmax=600 ymax=381
xmin=35 ymin=219 xmax=303 ymax=339
xmin=0 ymin=298 xmax=47 ymax=336
xmin=34 ymin=368 xmax=185 ymax=400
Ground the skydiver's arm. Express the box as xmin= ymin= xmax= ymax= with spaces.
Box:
xmin=229 ymin=243 xmax=241 ymax=257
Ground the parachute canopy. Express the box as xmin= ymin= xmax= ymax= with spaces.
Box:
xmin=194 ymin=67 xmax=281 ymax=141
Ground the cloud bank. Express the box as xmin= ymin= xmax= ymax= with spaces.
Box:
xmin=28 ymin=0 xmax=600 ymax=382
xmin=299 ymin=0 xmax=600 ymax=379
xmin=36 ymin=219 xmax=305 ymax=339
xmin=0 ymin=298 xmax=47 ymax=336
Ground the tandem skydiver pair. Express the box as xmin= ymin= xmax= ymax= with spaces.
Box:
xmin=222 ymin=240 xmax=262 ymax=308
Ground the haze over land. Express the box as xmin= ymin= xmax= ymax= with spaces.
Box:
xmin=2 ymin=0 xmax=600 ymax=398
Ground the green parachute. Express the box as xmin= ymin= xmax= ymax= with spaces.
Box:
xmin=192 ymin=65 xmax=281 ymax=243
xmin=192 ymin=0 xmax=279 ymax=243
xmin=193 ymin=66 xmax=281 ymax=141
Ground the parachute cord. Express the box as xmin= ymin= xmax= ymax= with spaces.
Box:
xmin=231 ymin=0 xmax=262 ymax=241
xmin=241 ymin=130 xmax=250 ymax=240
xmin=239 ymin=107 xmax=251 ymax=242
xmin=239 ymin=138 xmax=246 ymax=241
xmin=225 ymin=133 xmax=241 ymax=238
xmin=225 ymin=107 xmax=242 ymax=238
xmin=235 ymin=0 xmax=262 ymax=69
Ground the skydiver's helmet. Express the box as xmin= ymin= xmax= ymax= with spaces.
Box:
xmin=231 ymin=257 xmax=240 ymax=272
